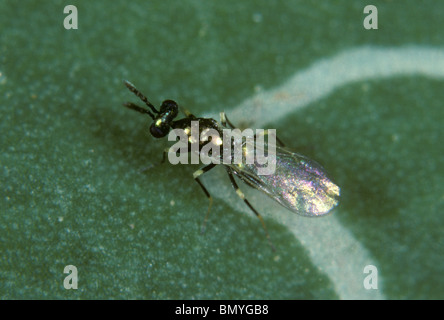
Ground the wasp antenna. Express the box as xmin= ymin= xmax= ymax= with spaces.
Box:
xmin=123 ymin=102 xmax=155 ymax=119
xmin=123 ymin=80 xmax=159 ymax=115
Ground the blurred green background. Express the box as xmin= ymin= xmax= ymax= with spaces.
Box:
xmin=1 ymin=0 xmax=443 ymax=299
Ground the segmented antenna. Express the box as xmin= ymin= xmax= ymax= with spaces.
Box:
xmin=123 ymin=80 xmax=159 ymax=119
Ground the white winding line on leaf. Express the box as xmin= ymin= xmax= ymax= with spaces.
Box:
xmin=203 ymin=46 xmax=444 ymax=300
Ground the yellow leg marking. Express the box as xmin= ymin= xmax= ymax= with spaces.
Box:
xmin=193 ymin=169 xmax=204 ymax=179
xmin=220 ymin=112 xmax=226 ymax=124
xmin=181 ymin=106 xmax=193 ymax=117
xmin=236 ymin=188 xmax=245 ymax=200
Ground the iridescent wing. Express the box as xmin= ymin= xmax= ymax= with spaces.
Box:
xmin=228 ymin=141 xmax=340 ymax=217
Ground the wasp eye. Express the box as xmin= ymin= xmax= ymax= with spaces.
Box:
xmin=150 ymin=122 xmax=169 ymax=138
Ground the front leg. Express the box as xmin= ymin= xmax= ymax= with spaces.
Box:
xmin=193 ymin=163 xmax=217 ymax=233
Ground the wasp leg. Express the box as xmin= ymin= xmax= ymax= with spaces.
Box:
xmin=225 ymin=168 xmax=276 ymax=251
xmin=160 ymin=148 xmax=171 ymax=164
xmin=220 ymin=112 xmax=236 ymax=129
xmin=162 ymin=144 xmax=193 ymax=164
xmin=221 ymin=113 xmax=285 ymax=147
xmin=193 ymin=163 xmax=217 ymax=234
xmin=138 ymin=148 xmax=170 ymax=173
xmin=160 ymin=147 xmax=181 ymax=164
xmin=180 ymin=106 xmax=196 ymax=119
xmin=254 ymin=129 xmax=285 ymax=147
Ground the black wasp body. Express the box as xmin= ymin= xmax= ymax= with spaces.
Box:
xmin=124 ymin=81 xmax=222 ymax=152
xmin=123 ymin=80 xmax=340 ymax=249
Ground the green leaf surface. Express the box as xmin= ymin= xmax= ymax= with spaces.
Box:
xmin=1 ymin=0 xmax=443 ymax=299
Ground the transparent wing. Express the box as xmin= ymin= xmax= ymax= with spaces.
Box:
xmin=228 ymin=140 xmax=340 ymax=217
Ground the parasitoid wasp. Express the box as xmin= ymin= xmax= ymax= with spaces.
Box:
xmin=123 ymin=80 xmax=340 ymax=249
